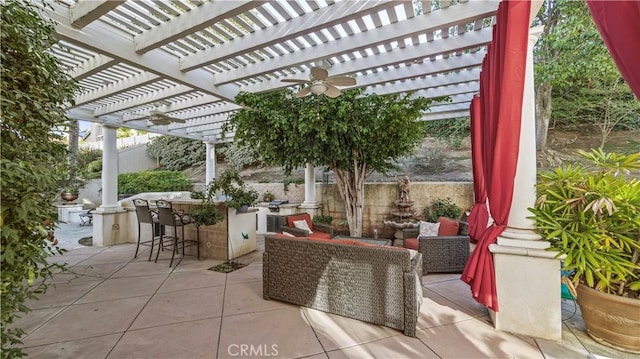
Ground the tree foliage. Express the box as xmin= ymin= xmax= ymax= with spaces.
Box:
xmin=224 ymin=88 xmax=447 ymax=236
xmin=146 ymin=135 xmax=205 ymax=171
xmin=0 ymin=1 xmax=78 ymax=356
xmin=423 ymin=117 xmax=470 ymax=146
xmin=534 ymin=0 xmax=639 ymax=148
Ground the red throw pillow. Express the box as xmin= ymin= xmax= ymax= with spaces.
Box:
xmin=308 ymin=231 xmax=331 ymax=240
xmin=286 ymin=213 xmax=313 ymax=230
xmin=405 ymin=237 xmax=419 ymax=250
xmin=437 ymin=217 xmax=460 ymax=236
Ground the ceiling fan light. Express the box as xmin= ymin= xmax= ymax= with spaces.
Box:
xmin=310 ymin=83 xmax=328 ymax=94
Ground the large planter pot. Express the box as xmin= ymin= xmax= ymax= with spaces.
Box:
xmin=576 ymin=284 xmax=640 ymax=353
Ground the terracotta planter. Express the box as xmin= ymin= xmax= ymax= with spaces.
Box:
xmin=576 ymin=284 xmax=640 ymax=353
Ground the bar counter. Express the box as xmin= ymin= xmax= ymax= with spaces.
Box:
xmin=170 ymin=199 xmax=257 ymax=260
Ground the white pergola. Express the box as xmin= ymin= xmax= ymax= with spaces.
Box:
xmin=41 ymin=0 xmax=567 ymax=343
xmin=43 ymin=0 xmax=499 ymax=141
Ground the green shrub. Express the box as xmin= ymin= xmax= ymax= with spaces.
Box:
xmin=423 ymin=197 xmax=462 ymax=222
xmin=77 ymin=148 xmax=102 ymax=180
xmin=313 ymin=215 xmax=333 ymax=224
xmin=145 ymin=136 xmax=205 ymax=171
xmin=84 ymin=159 xmax=102 ymax=179
xmin=283 ymin=177 xmax=304 ymax=192
xmin=118 ymin=170 xmax=192 ymax=195
xmin=1 ymin=0 xmax=78 ymax=355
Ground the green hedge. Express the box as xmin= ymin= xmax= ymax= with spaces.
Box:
xmin=118 ymin=170 xmax=192 ymax=195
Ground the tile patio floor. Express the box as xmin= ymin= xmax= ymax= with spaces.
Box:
xmin=14 ymin=223 xmax=635 ymax=359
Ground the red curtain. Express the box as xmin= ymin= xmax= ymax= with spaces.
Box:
xmin=461 ymin=0 xmax=531 ymax=312
xmin=467 ymin=96 xmax=489 ymax=243
xmin=587 ymin=1 xmax=640 ymax=100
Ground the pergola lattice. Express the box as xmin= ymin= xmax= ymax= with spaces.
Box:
xmin=43 ymin=0 xmax=499 ymax=142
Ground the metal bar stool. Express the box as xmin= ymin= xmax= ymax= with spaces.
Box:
xmin=133 ymin=199 xmax=162 ymax=261
xmin=155 ymin=199 xmax=200 ymax=266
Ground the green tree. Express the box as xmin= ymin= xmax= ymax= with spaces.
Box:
xmin=423 ymin=117 xmax=470 ymax=147
xmin=224 ymin=88 xmax=446 ymax=236
xmin=146 ymin=135 xmax=206 ymax=171
xmin=534 ymin=0 xmax=638 ymax=149
xmin=1 ymin=0 xmax=78 ymax=356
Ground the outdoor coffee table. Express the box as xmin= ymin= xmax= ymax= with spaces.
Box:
xmin=333 ymin=236 xmax=392 ymax=246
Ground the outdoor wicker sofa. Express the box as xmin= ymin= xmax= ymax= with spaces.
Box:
xmin=263 ymin=235 xmax=423 ymax=336
xmin=403 ymin=219 xmax=470 ymax=274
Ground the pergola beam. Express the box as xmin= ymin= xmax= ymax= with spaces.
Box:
xmin=66 ymin=54 xmax=117 ymax=80
xmin=74 ymin=72 xmax=159 ymax=106
xmin=93 ymin=85 xmax=193 ymax=116
xmin=365 ymin=69 xmax=480 ymax=95
xmin=240 ymin=30 xmax=488 ymax=94
xmin=134 ymin=1 xmax=262 ymax=53
xmin=421 ymin=110 xmax=469 ymax=121
xmin=48 ymin=2 xmax=240 ymax=102
xmin=181 ymin=0 xmax=397 ymax=71
xmin=212 ymin=1 xmax=498 ymax=84
xmin=70 ymin=0 xmax=125 ymax=28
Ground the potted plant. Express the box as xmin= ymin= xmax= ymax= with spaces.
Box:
xmin=61 ymin=186 xmax=79 ymax=203
xmin=262 ymin=191 xmax=275 ymax=202
xmin=190 ymin=202 xmax=224 ymax=227
xmin=211 ymin=169 xmax=259 ymax=213
xmin=530 ymin=149 xmax=640 ymax=353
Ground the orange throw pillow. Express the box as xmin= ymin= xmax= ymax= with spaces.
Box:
xmin=437 ymin=217 xmax=460 ymax=236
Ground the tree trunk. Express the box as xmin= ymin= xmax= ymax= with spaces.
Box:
xmin=535 ymin=83 xmax=552 ymax=150
xmin=68 ymin=120 xmax=79 ymax=182
xmin=332 ymin=160 xmax=367 ymax=237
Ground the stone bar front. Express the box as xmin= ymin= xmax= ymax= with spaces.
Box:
xmin=171 ymin=199 xmax=257 ymax=260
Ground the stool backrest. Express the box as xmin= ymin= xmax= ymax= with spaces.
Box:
xmin=133 ymin=199 xmax=155 ymax=225
xmin=156 ymin=199 xmax=178 ymax=227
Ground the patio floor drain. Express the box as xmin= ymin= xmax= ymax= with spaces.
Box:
xmin=209 ymin=261 xmax=247 ymax=273
xmin=78 ymin=236 xmax=93 ymax=247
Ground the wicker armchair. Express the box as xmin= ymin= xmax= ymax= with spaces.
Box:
xmin=403 ymin=220 xmax=470 ymax=274
xmin=280 ymin=213 xmax=335 ymax=239
xmin=263 ymin=235 xmax=423 ymax=336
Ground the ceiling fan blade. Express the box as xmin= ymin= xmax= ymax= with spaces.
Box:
xmin=281 ymin=79 xmax=308 ymax=83
xmin=310 ymin=67 xmax=328 ymax=81
xmin=149 ymin=118 xmax=170 ymax=126
xmin=171 ymin=118 xmax=186 ymax=123
xmin=324 ymin=84 xmax=342 ymax=98
xmin=326 ymin=76 xmax=356 ymax=87
xmin=295 ymin=86 xmax=311 ymax=98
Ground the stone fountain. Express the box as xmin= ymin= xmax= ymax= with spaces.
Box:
xmin=383 ymin=175 xmax=419 ymax=241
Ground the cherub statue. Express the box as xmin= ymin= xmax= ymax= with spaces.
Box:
xmin=397 ymin=175 xmax=411 ymax=202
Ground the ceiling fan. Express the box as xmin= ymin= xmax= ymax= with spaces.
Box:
xmin=281 ymin=66 xmax=356 ymax=98
xmin=147 ymin=108 xmax=185 ymax=126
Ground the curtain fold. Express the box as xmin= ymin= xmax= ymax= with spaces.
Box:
xmin=587 ymin=0 xmax=640 ymax=99
xmin=467 ymin=96 xmax=489 ymax=243
xmin=461 ymin=0 xmax=531 ymax=312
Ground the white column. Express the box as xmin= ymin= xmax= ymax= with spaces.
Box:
xmin=498 ymin=24 xmax=547 ymax=249
xmin=94 ymin=124 xmax=126 ymax=248
xmin=100 ymin=125 xmax=119 ymax=210
xmin=205 ymin=141 xmax=216 ymax=184
xmin=303 ymin=163 xmax=316 ymax=205
xmin=299 ymin=163 xmax=321 ymax=216
xmin=489 ymin=25 xmax=563 ymax=341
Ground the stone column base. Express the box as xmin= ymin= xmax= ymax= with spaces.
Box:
xmin=489 ymin=243 xmax=564 ymax=341
xmin=298 ymin=202 xmax=322 ymax=218
xmin=93 ymin=207 xmax=129 ymax=247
